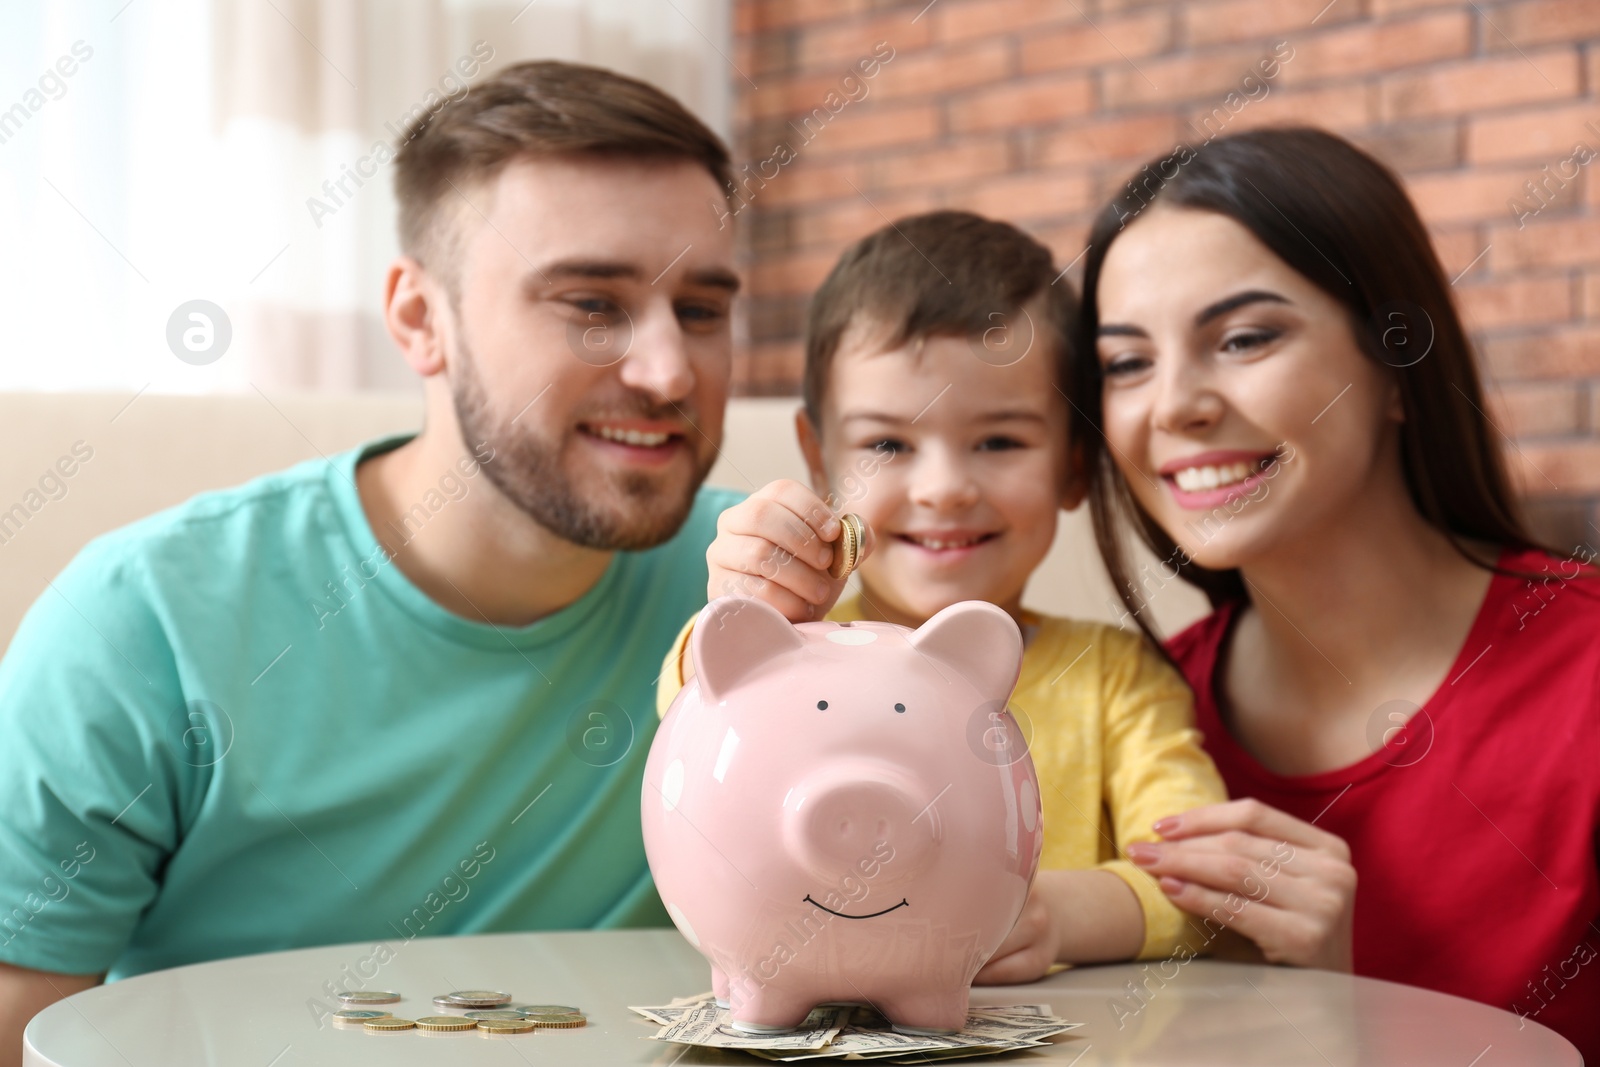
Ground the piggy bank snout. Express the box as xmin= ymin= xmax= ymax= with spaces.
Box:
xmin=785 ymin=763 xmax=938 ymax=885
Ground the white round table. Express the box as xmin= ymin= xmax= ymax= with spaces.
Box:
xmin=24 ymin=929 xmax=1580 ymax=1065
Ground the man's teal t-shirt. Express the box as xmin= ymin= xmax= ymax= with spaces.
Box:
xmin=0 ymin=435 xmax=742 ymax=980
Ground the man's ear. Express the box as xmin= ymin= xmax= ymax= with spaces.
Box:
xmin=1060 ymin=435 xmax=1088 ymax=512
xmin=384 ymin=255 xmax=450 ymax=379
xmin=794 ymin=406 xmax=829 ymax=497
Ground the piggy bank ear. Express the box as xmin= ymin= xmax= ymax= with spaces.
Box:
xmin=691 ymin=597 xmax=806 ymax=704
xmin=906 ymin=601 xmax=1023 ymax=700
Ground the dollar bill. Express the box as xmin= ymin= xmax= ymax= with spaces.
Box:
xmin=631 ymin=997 xmax=1081 ymax=1063
xmin=628 ymin=1004 xmax=686 ymax=1025
xmin=748 ymin=1027 xmax=951 ymax=1061
xmin=628 ymin=991 xmax=719 ymax=1025
xmin=648 ymin=1003 xmax=851 ymax=1051
xmin=970 ymin=1004 xmax=1054 ymax=1018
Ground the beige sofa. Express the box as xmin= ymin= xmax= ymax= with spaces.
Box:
xmin=0 ymin=393 xmax=1206 ymax=651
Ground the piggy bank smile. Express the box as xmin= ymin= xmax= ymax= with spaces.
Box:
xmin=801 ymin=894 xmax=908 ymax=919
xmin=642 ymin=598 xmax=1042 ymax=1036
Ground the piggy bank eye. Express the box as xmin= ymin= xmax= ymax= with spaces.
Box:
xmin=817 ymin=700 xmax=829 ymax=710
xmin=894 ymin=703 xmax=906 ymax=714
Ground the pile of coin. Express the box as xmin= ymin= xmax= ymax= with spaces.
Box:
xmin=827 ymin=513 xmax=866 ymax=581
xmin=334 ymin=990 xmax=587 ymax=1035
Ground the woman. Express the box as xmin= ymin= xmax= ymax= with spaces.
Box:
xmin=1073 ymin=127 xmax=1600 ymax=1060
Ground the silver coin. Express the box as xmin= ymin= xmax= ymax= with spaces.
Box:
xmin=337 ymin=991 xmax=401 ymax=1005
xmin=440 ymin=989 xmax=512 ymax=1007
xmin=465 ymin=1010 xmax=528 ymax=1021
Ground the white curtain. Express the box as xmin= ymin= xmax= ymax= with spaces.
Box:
xmin=0 ymin=0 xmax=731 ymax=394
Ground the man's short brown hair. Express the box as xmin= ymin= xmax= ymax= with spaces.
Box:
xmin=393 ymin=60 xmax=732 ymax=282
xmin=802 ymin=210 xmax=1077 ymax=427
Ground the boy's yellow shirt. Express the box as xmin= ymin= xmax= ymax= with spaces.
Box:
xmin=655 ymin=596 xmax=1227 ymax=961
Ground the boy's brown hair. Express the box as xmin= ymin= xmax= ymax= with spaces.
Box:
xmin=393 ymin=60 xmax=733 ymax=288
xmin=802 ymin=210 xmax=1077 ymax=427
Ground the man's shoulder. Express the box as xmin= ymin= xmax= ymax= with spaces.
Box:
xmin=71 ymin=452 xmax=357 ymax=587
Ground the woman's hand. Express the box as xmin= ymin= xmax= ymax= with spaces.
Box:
xmin=1126 ymin=798 xmax=1356 ymax=971
xmin=705 ymin=480 xmax=872 ymax=623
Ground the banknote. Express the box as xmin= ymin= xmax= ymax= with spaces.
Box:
xmin=630 ymin=995 xmax=1081 ymax=1063
xmin=643 ymin=1003 xmax=852 ymax=1051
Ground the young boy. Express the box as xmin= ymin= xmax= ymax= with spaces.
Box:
xmin=659 ymin=210 xmax=1226 ymax=980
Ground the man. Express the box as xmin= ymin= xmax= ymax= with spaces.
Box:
xmin=0 ymin=60 xmax=743 ymax=1060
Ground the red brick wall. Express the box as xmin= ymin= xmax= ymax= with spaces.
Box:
xmin=728 ymin=0 xmax=1600 ymax=549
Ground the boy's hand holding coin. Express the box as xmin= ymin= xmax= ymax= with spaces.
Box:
xmin=706 ymin=479 xmax=873 ymax=624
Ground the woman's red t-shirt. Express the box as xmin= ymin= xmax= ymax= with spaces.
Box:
xmin=1166 ymin=548 xmax=1600 ymax=1061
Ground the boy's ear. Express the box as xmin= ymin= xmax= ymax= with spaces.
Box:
xmin=794 ymin=406 xmax=829 ymax=497
xmin=1060 ymin=436 xmax=1088 ymax=511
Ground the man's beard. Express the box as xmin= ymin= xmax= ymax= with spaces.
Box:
xmin=450 ymin=341 xmax=715 ymax=551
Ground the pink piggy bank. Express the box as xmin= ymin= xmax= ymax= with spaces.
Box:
xmin=642 ymin=596 xmax=1043 ymax=1035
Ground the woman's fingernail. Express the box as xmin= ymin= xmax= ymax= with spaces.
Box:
xmin=1158 ymin=876 xmax=1186 ymax=895
xmin=1153 ymin=817 xmax=1179 ymax=836
xmin=1127 ymin=843 xmax=1158 ymax=866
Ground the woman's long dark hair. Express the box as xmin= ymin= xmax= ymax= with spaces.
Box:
xmin=1073 ymin=126 xmax=1549 ymax=644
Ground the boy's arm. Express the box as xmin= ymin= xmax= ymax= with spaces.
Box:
xmin=1095 ymin=629 xmax=1230 ymax=960
xmin=1046 ymin=869 xmax=1144 ymax=961
xmin=655 ymin=614 xmax=697 ymax=719
xmin=661 ymin=478 xmax=876 ymax=720
xmin=974 ymin=868 xmax=1143 ymax=984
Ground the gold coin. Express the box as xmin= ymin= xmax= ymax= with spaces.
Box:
xmin=476 ymin=1018 xmax=536 ymax=1034
xmin=515 ymin=1005 xmax=579 ymax=1014
xmin=465 ymin=1010 xmax=528 ymax=1021
xmin=363 ymin=1017 xmax=416 ymax=1032
xmin=827 ymin=513 xmax=864 ymax=580
xmin=415 ymin=1016 xmax=477 ymax=1032
xmin=525 ymin=1013 xmax=586 ymax=1028
xmin=338 ymin=990 xmax=401 ymax=1005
